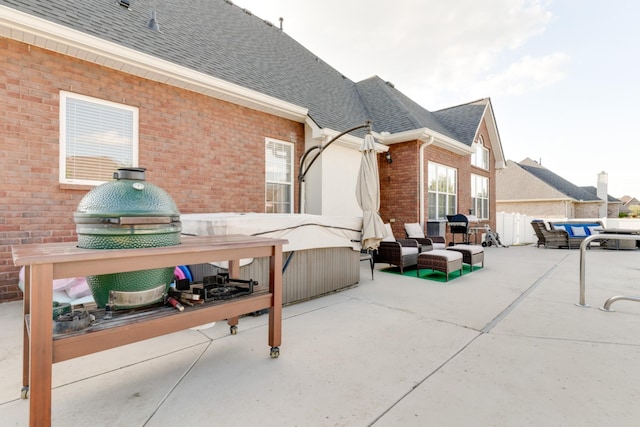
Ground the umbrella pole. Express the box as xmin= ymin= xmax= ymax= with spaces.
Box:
xmin=297 ymin=121 xmax=372 ymax=213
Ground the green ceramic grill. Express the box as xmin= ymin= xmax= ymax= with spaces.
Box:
xmin=74 ymin=168 xmax=181 ymax=308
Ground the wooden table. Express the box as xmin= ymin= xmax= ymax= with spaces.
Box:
xmin=12 ymin=235 xmax=287 ymax=427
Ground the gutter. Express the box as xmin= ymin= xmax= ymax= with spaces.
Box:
xmin=380 ymin=128 xmax=472 ymax=156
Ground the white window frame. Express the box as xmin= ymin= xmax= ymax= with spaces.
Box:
xmin=471 ymin=135 xmax=489 ymax=170
xmin=265 ymin=138 xmax=294 ymax=213
xmin=59 ymin=91 xmax=138 ymax=185
xmin=427 ymin=162 xmax=457 ymax=220
xmin=471 ymin=174 xmax=489 ymax=219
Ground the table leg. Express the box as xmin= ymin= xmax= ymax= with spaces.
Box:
xmin=22 ymin=267 xmax=31 ymax=396
xmin=227 ymin=259 xmax=240 ymax=331
xmin=29 ymin=263 xmax=54 ymax=427
xmin=269 ymin=247 xmax=283 ymax=349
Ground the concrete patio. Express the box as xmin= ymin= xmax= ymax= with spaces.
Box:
xmin=1 ymin=244 xmax=640 ymax=426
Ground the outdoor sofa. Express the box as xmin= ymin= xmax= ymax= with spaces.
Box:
xmin=531 ymin=220 xmax=603 ymax=249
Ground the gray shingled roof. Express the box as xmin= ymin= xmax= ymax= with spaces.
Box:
xmin=433 ymin=103 xmax=486 ymax=145
xmin=355 ymin=77 xmax=463 ymax=139
xmin=2 ymin=0 xmax=482 ymax=141
xmin=519 ymin=163 xmax=602 ymax=201
xmin=580 ymin=186 xmax=621 ymax=203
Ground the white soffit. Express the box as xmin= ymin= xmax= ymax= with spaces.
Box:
xmin=379 ymin=128 xmax=473 ymax=155
xmin=0 ymin=6 xmax=309 ymax=122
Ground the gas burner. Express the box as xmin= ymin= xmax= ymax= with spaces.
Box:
xmin=206 ymin=285 xmax=250 ymax=300
xmin=191 ymin=274 xmax=256 ymax=302
xmin=53 ymin=309 xmax=94 ymax=334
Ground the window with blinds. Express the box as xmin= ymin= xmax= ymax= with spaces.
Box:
xmin=265 ymin=139 xmax=294 ymax=213
xmin=59 ymin=91 xmax=138 ymax=185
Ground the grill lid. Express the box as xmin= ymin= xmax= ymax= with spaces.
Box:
xmin=74 ymin=168 xmax=180 ymax=224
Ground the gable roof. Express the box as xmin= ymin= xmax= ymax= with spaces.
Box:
xmin=517 ymin=159 xmax=602 ymax=202
xmin=433 ymin=103 xmax=486 ymax=145
xmin=1 ymin=0 xmax=500 ymax=154
xmin=619 ymin=195 xmax=640 ymax=207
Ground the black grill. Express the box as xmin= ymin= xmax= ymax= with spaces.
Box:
xmin=446 ymin=214 xmax=478 ymax=245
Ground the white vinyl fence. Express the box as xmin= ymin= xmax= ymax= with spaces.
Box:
xmin=495 ymin=213 xmax=640 ymax=246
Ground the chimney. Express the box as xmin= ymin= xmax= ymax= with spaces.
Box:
xmin=597 ymin=171 xmax=608 ymax=218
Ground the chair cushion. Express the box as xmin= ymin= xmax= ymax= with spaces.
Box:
xmin=401 ymin=247 xmax=419 ymax=256
xmin=587 ymin=225 xmax=600 ymax=235
xmin=420 ymin=249 xmax=462 ymax=261
xmin=382 ymin=223 xmax=395 ymax=242
xmin=433 ymin=243 xmax=446 ymax=250
xmin=404 ymin=223 xmax=425 ymax=238
xmin=571 ymin=226 xmax=587 ymax=237
xmin=448 ymin=244 xmax=484 ymax=254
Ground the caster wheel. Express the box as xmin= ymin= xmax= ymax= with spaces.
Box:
xmin=481 ymin=242 xmax=487 ymax=247
xmin=270 ymin=347 xmax=280 ymax=358
xmin=488 ymin=241 xmax=493 ymax=247
xmin=20 ymin=386 xmax=29 ymax=399
xmin=230 ymin=325 xmax=238 ymax=335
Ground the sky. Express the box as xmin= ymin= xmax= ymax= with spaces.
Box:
xmin=234 ymin=0 xmax=640 ymax=199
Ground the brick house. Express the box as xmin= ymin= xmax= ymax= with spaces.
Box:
xmin=496 ymin=158 xmax=621 ymax=219
xmin=0 ymin=0 xmax=505 ymax=302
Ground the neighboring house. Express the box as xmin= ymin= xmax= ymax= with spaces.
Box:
xmin=619 ymin=196 xmax=640 ymax=217
xmin=496 ymin=158 xmax=621 ymax=219
xmin=0 ymin=0 xmax=505 ymax=302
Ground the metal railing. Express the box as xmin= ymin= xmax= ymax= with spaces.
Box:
xmin=578 ymin=233 xmax=640 ymax=309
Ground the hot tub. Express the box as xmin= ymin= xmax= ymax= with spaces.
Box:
xmin=180 ymin=213 xmax=363 ymax=305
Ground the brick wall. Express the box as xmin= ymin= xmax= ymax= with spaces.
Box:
xmin=379 ymin=141 xmax=420 ymax=237
xmin=0 ymin=39 xmax=304 ymax=302
xmin=379 ymin=126 xmax=497 ymax=242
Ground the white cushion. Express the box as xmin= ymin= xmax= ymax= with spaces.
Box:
xmin=426 ymin=249 xmax=462 ymax=260
xmin=571 ymin=226 xmax=587 ymax=237
xmin=587 ymin=226 xmax=600 ymax=235
xmin=433 ymin=243 xmax=446 ymax=250
xmin=552 ymin=224 xmax=566 ymax=231
xmin=382 ymin=223 xmax=395 ymax=242
xmin=404 ymin=223 xmax=425 ymax=238
xmin=448 ymin=244 xmax=484 ymax=254
xmin=401 ymin=247 xmax=419 ymax=256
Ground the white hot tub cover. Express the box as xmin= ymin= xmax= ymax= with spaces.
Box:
xmin=180 ymin=213 xmax=363 ymax=252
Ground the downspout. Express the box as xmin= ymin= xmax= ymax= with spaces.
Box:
xmin=419 ymin=136 xmax=435 ymax=227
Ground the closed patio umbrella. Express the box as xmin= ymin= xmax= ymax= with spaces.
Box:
xmin=356 ymin=133 xmax=385 ymax=250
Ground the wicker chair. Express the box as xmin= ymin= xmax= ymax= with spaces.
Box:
xmin=373 ymin=224 xmax=422 ymax=273
xmin=530 ymin=221 xmax=569 ymax=249
xmin=404 ymin=222 xmax=443 ymax=250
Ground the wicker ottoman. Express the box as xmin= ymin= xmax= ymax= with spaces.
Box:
xmin=417 ymin=250 xmax=463 ymax=281
xmin=446 ymin=244 xmax=484 ymax=271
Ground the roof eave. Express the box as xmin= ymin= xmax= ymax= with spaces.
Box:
xmin=377 ymin=128 xmax=473 ymax=155
xmin=0 ymin=5 xmax=309 ymax=122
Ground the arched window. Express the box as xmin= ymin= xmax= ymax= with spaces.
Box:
xmin=471 ymin=135 xmax=489 ymax=170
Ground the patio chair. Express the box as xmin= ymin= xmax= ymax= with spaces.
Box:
xmin=404 ymin=222 xmax=445 ymax=249
xmin=530 ymin=220 xmax=547 ymax=247
xmin=530 ymin=221 xmax=569 ymax=249
xmin=373 ymin=223 xmax=422 ymax=273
